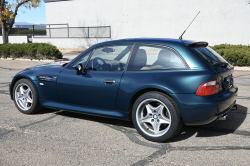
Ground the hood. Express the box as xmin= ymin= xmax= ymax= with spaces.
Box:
xmin=32 ymin=62 xmax=70 ymax=78
xmin=35 ymin=61 xmax=70 ymax=68
xmin=14 ymin=61 xmax=70 ymax=82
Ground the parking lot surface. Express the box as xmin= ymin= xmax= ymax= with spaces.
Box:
xmin=0 ymin=60 xmax=249 ymax=166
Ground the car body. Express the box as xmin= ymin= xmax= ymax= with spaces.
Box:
xmin=9 ymin=38 xmax=238 ymax=142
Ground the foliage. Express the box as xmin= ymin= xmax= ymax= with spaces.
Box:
xmin=0 ymin=0 xmax=41 ymax=43
xmin=211 ymin=44 xmax=250 ymax=66
xmin=10 ymin=29 xmax=46 ymax=35
xmin=0 ymin=43 xmax=63 ymax=60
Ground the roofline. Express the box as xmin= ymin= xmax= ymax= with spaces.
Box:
xmin=44 ymin=0 xmax=71 ymax=3
xmin=93 ymin=38 xmax=197 ymax=46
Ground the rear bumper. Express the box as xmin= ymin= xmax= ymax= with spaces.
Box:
xmin=171 ymin=85 xmax=238 ymax=125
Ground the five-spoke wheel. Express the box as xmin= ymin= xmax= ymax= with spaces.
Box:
xmin=15 ymin=83 xmax=33 ymax=111
xmin=132 ymin=92 xmax=183 ymax=142
xmin=13 ymin=79 xmax=42 ymax=114
xmin=136 ymin=98 xmax=171 ymax=137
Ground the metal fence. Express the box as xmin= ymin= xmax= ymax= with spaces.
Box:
xmin=44 ymin=24 xmax=111 ymax=38
xmin=0 ymin=24 xmax=111 ymax=38
xmin=0 ymin=24 xmax=46 ymax=36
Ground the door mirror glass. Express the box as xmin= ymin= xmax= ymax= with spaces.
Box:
xmin=76 ymin=63 xmax=83 ymax=72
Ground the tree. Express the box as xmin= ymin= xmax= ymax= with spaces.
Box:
xmin=0 ymin=0 xmax=41 ymax=44
xmin=78 ymin=19 xmax=112 ymax=48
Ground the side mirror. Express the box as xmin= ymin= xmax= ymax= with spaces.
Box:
xmin=76 ymin=63 xmax=84 ymax=73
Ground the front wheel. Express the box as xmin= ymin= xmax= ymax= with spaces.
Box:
xmin=13 ymin=79 xmax=42 ymax=114
xmin=132 ymin=92 xmax=183 ymax=142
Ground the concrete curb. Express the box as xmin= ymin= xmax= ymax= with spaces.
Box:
xmin=0 ymin=58 xmax=68 ymax=63
xmin=60 ymin=50 xmax=83 ymax=53
xmin=234 ymin=66 xmax=250 ymax=71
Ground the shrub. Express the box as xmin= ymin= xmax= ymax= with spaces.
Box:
xmin=0 ymin=43 xmax=63 ymax=60
xmin=10 ymin=29 xmax=46 ymax=35
xmin=10 ymin=44 xmax=25 ymax=57
xmin=0 ymin=44 xmax=11 ymax=58
xmin=211 ymin=44 xmax=250 ymax=66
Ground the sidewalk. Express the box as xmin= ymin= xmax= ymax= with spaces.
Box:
xmin=234 ymin=66 xmax=250 ymax=71
xmin=62 ymin=52 xmax=80 ymax=60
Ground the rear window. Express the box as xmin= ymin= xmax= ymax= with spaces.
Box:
xmin=129 ymin=45 xmax=188 ymax=71
xmin=194 ymin=46 xmax=230 ymax=64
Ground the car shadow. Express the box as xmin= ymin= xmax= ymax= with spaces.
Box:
xmin=168 ymin=104 xmax=248 ymax=142
xmin=54 ymin=110 xmax=135 ymax=129
xmin=38 ymin=104 xmax=248 ymax=142
xmin=34 ymin=108 xmax=60 ymax=114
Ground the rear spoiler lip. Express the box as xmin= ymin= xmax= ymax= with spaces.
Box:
xmin=188 ymin=42 xmax=208 ymax=48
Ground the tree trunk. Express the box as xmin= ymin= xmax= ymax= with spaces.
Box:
xmin=0 ymin=0 xmax=8 ymax=43
xmin=1 ymin=22 xmax=8 ymax=44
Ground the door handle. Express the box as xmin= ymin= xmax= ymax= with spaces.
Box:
xmin=103 ymin=79 xmax=116 ymax=84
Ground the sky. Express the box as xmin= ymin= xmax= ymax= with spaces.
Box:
xmin=15 ymin=1 xmax=46 ymax=24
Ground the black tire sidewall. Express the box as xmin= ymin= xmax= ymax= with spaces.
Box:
xmin=13 ymin=79 xmax=41 ymax=114
xmin=132 ymin=92 xmax=182 ymax=142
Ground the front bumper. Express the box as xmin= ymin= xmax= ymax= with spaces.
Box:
xmin=171 ymin=85 xmax=238 ymax=125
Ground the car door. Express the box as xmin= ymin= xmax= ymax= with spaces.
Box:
xmin=57 ymin=44 xmax=133 ymax=109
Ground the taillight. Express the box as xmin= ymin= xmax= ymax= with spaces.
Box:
xmin=196 ymin=80 xmax=219 ymax=96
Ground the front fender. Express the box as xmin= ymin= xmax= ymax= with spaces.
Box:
xmin=9 ymin=72 xmax=39 ymax=100
xmin=10 ymin=64 xmax=64 ymax=100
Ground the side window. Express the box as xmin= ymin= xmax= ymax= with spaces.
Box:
xmin=86 ymin=45 xmax=132 ymax=71
xmin=129 ymin=45 xmax=187 ymax=71
xmin=67 ymin=51 xmax=92 ymax=69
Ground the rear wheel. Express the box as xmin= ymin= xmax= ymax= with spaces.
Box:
xmin=13 ymin=79 xmax=42 ymax=114
xmin=132 ymin=92 xmax=182 ymax=142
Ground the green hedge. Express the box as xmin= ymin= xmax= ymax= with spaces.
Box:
xmin=11 ymin=29 xmax=46 ymax=35
xmin=0 ymin=43 xmax=63 ymax=60
xmin=211 ymin=44 xmax=250 ymax=66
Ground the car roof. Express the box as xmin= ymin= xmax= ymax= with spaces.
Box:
xmin=94 ymin=38 xmax=196 ymax=47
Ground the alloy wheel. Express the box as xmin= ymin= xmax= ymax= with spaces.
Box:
xmin=136 ymin=98 xmax=171 ymax=137
xmin=15 ymin=83 xmax=33 ymax=111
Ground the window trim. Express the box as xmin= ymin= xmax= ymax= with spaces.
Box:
xmin=126 ymin=43 xmax=190 ymax=72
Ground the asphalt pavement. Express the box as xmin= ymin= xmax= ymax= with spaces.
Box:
xmin=0 ymin=60 xmax=250 ymax=166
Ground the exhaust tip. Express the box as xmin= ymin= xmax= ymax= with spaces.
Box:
xmin=231 ymin=104 xmax=237 ymax=110
xmin=218 ymin=114 xmax=228 ymax=121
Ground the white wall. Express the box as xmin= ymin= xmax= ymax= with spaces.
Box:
xmin=0 ymin=36 xmax=27 ymax=44
xmin=43 ymin=0 xmax=250 ymax=48
xmin=33 ymin=37 xmax=109 ymax=48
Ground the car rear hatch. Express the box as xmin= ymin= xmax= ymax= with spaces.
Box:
xmin=189 ymin=42 xmax=235 ymax=92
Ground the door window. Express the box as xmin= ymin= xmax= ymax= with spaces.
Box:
xmin=128 ymin=45 xmax=187 ymax=71
xmin=86 ymin=45 xmax=132 ymax=71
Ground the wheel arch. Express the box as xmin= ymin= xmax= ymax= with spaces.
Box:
xmin=10 ymin=76 xmax=37 ymax=100
xmin=128 ymin=88 xmax=180 ymax=120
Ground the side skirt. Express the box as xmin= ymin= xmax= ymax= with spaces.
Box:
xmin=39 ymin=100 xmax=130 ymax=120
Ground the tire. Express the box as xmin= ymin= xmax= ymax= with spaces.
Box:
xmin=132 ymin=91 xmax=183 ymax=142
xmin=13 ymin=78 xmax=42 ymax=114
